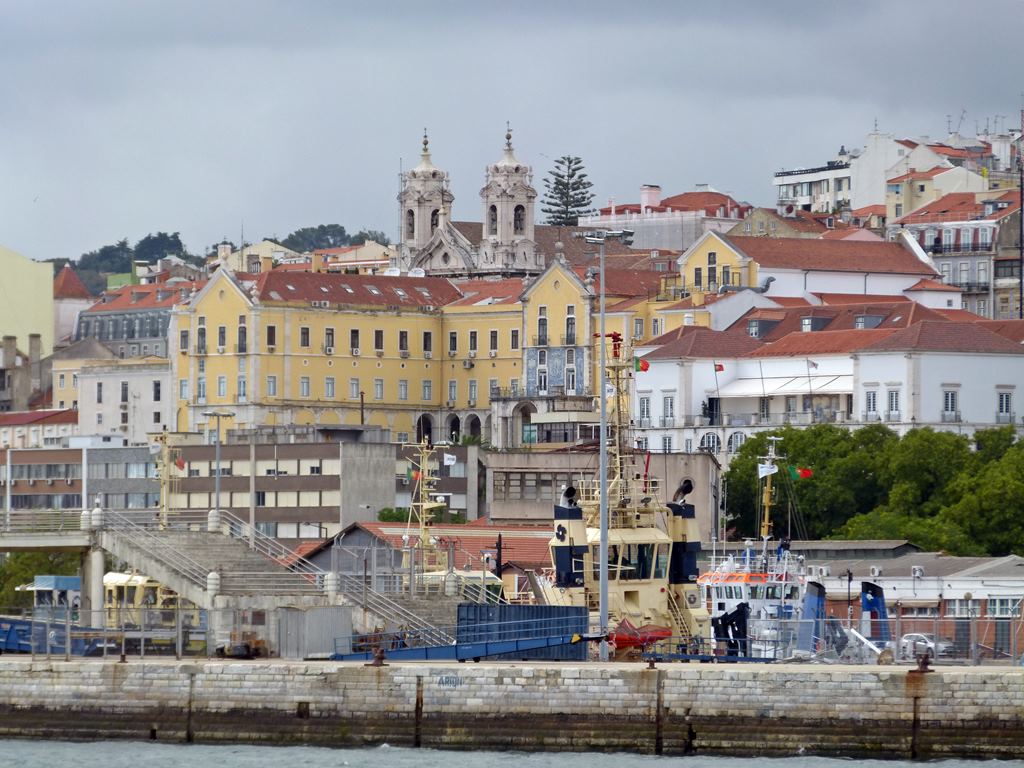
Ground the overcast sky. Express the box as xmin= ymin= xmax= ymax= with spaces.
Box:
xmin=2 ymin=1 xmax=1021 ymax=262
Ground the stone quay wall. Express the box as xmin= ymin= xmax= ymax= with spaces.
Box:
xmin=0 ymin=659 xmax=1021 ymax=758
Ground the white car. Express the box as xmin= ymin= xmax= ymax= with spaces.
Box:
xmin=900 ymin=633 xmax=954 ymax=659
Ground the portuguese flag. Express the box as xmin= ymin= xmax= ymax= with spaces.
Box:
xmin=634 ymin=356 xmax=649 ymax=372
xmin=788 ymin=465 xmax=813 ymax=480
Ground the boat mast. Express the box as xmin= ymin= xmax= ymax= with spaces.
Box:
xmin=759 ymin=437 xmax=782 ymax=557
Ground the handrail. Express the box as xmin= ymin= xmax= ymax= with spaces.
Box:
xmin=103 ymin=510 xmax=210 ymax=588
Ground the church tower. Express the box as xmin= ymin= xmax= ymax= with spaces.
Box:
xmin=398 ymin=131 xmax=453 ymax=270
xmin=478 ymin=128 xmax=540 ymax=274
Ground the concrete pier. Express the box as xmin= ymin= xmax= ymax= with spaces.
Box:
xmin=0 ymin=658 xmax=1020 ymax=758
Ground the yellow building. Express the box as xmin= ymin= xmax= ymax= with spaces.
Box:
xmin=170 ymin=269 xmax=526 ymax=445
xmin=0 ymin=243 xmax=56 ymax=354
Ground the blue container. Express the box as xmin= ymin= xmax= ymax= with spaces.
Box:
xmin=456 ymin=604 xmax=588 ymax=661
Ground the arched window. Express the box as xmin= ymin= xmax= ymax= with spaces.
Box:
xmin=726 ymin=431 xmax=746 ymax=454
xmin=513 ymin=205 xmax=525 ymax=235
xmin=699 ymin=432 xmax=721 ymax=453
xmin=488 ymin=205 xmax=498 ymax=236
xmin=430 ymin=209 xmax=439 ymax=232
xmin=405 ymin=209 xmax=415 ymax=239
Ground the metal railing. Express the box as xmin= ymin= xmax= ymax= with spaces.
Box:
xmin=103 ymin=509 xmax=210 ymax=589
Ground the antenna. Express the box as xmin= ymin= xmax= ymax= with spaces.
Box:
xmin=956 ymin=108 xmax=967 ymax=134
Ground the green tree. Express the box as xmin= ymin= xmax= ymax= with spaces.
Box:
xmin=540 ymin=156 xmax=595 ymax=226
xmin=133 ymin=232 xmax=189 ymax=263
xmin=350 ymin=229 xmax=391 ymax=246
xmin=939 ymin=443 xmax=1024 ymax=556
xmin=0 ymin=552 xmax=80 ymax=608
xmin=282 ymin=224 xmax=350 ymax=252
xmin=78 ymin=239 xmax=133 ymax=274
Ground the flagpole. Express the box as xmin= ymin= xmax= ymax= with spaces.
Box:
xmin=805 ymin=358 xmax=813 ymax=419
xmin=712 ymin=360 xmax=722 ymax=426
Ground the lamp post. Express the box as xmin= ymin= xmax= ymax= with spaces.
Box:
xmin=579 ymin=228 xmax=633 ymax=661
xmin=202 ymin=410 xmax=235 ymax=515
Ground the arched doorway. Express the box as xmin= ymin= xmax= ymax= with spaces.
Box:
xmin=466 ymin=414 xmax=482 ymax=439
xmin=416 ymin=414 xmax=434 ymax=445
xmin=512 ymin=403 xmax=537 ymax=447
xmin=446 ymin=414 xmax=461 ymax=444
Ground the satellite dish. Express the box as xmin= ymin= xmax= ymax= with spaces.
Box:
xmin=148 ymin=443 xmax=162 ymax=456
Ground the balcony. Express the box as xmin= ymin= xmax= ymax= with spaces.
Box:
xmin=636 ymin=418 xmax=651 ymax=428
xmin=561 ymin=334 xmax=577 ymax=346
xmin=930 ymin=243 xmax=995 ymax=254
xmin=996 ymin=411 xmax=1016 ymax=424
xmin=884 ymin=411 xmax=901 ymax=422
xmin=533 ymin=335 xmax=549 ymax=347
xmin=941 ymin=411 xmax=961 ymax=423
xmin=235 ymin=343 xmax=247 ymax=354
xmin=194 ymin=345 xmax=207 ymax=355
xmin=949 ymin=281 xmax=990 ymax=293
xmin=659 ymin=416 xmax=676 ymax=428
xmin=863 ymin=411 xmax=881 ymax=422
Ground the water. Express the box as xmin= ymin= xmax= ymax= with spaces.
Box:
xmin=3 ymin=741 xmax=1023 ymax=768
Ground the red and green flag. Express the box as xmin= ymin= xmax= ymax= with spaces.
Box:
xmin=714 ymin=362 xmax=724 ymax=372
xmin=634 ymin=356 xmax=649 ymax=372
xmin=788 ymin=465 xmax=813 ymax=480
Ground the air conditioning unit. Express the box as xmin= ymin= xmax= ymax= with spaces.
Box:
xmin=375 ymin=349 xmax=384 ymax=357
xmin=462 ymin=360 xmax=474 ymax=369
xmin=400 ymin=350 xmax=410 ymax=358
xmin=351 ymin=348 xmax=361 ymax=357
xmin=46 ymin=478 xmax=54 ymax=486
xmin=870 ymin=566 xmax=883 ymax=578
xmin=489 ymin=350 xmax=497 ymax=358
xmin=468 ymin=350 xmax=477 ymax=359
xmin=217 ymin=346 xmax=225 ymax=354
xmin=267 ymin=345 xmax=276 ymax=353
xmin=27 ymin=478 xmax=34 ymax=486
xmin=446 ymin=400 xmax=455 ymax=408
xmin=324 ymin=346 xmax=335 ymax=356
xmin=468 ymin=400 xmax=476 ymax=408
xmin=911 ymin=565 xmax=925 ymax=578
xmin=0 ymin=479 xmax=5 ymax=487
xmin=424 ymin=351 xmax=432 ymax=359
xmin=66 ymin=478 xmax=73 ymax=485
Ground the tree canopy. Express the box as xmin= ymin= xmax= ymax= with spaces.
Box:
xmin=723 ymin=424 xmax=1024 ymax=556
xmin=281 ymin=224 xmax=391 ymax=252
xmin=540 ymin=156 xmax=595 ymax=226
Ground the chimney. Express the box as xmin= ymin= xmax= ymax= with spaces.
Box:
xmin=2 ymin=336 xmax=16 ymax=371
xmin=639 ymin=185 xmax=661 ymax=213
xmin=260 ymin=255 xmax=274 ymax=273
xmin=28 ymin=334 xmax=41 ymax=393
xmin=217 ymin=243 xmax=233 ymax=260
xmin=311 ymin=252 xmax=326 ymax=273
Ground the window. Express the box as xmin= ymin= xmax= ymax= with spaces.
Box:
xmin=801 ymin=317 xmax=813 ymax=332
xmin=349 ymin=378 xmax=360 ymax=399
xmin=430 ymin=208 xmax=439 ymax=232
xmin=978 ymin=299 xmax=987 ymax=317
xmin=399 ymin=330 xmax=409 ymax=352
xmin=537 ymin=368 xmax=548 ymax=392
xmin=538 ymin=349 xmax=547 ymax=366
xmin=300 ymin=327 xmax=310 ymax=347
xmin=707 ymin=265 xmax=717 ymax=286
xmin=651 ymin=319 xmax=660 ymax=337
xmin=237 ymin=376 xmax=247 ymax=402
xmin=699 ymin=432 xmax=720 ymax=452
xmin=987 ymin=598 xmax=1021 ymax=617
xmin=350 ymin=329 xmax=360 ymax=350
xmin=448 ymin=331 xmax=458 ymax=353
xmin=727 ymin=432 xmax=746 ymax=453
xmin=217 ymin=376 xmax=227 ymax=397
xmin=865 ymin=390 xmax=878 ymax=414
xmin=565 ymin=306 xmax=576 ymax=345
xmin=179 ymin=330 xmax=189 ymax=353
xmin=422 ymin=331 xmax=432 ymax=353
xmin=998 ymin=391 xmax=1012 ymax=415
xmin=887 ymin=390 xmax=900 ymax=414
xmin=300 ymin=377 xmax=310 ymax=398
xmin=633 ymin=318 xmax=644 ymax=339
xmin=489 ymin=330 xmax=498 ymax=351
xmin=639 ymin=396 xmax=651 ymax=420
xmin=266 ymin=375 xmax=277 ymax=397
xmin=943 ymin=390 xmax=958 ymax=413
xmin=374 ymin=378 xmax=384 ymax=400
xmin=511 ymin=329 xmax=520 ymax=350
xmin=747 ymin=320 xmax=760 ymax=338
xmin=325 ymin=328 xmax=335 ymax=349
xmin=422 ymin=380 xmax=432 ymax=400
xmin=398 ymin=380 xmax=409 ymax=401
xmin=406 ymin=209 xmax=415 ymax=239
xmin=374 ymin=329 xmax=384 ymax=351
xmin=120 ymin=410 xmax=128 ymax=425
xmin=196 ymin=377 xmax=206 ymax=401
xmin=153 ymin=381 xmax=161 ymax=402
xmin=72 ymin=374 xmax=78 ymax=388
xmin=179 ymin=379 xmax=189 ymax=400
xmin=197 ymin=327 xmax=206 ymax=352
xmin=469 ymin=379 xmax=478 ymax=401
xmin=469 ymin=331 xmax=478 ymax=352
xmin=325 ymin=377 xmax=335 ymax=398
xmin=537 ymin=306 xmax=548 ymax=345
xmin=759 ymin=397 xmax=770 ymax=420
xmin=663 ymin=395 xmax=675 ymax=419
xmin=237 ymin=325 xmax=247 ymax=353
xmin=266 ymin=325 xmax=277 ymax=347
xmin=120 ymin=381 xmax=129 ymax=403
xmin=693 ymin=267 xmax=702 ymax=289
xmin=894 ymin=204 xmax=903 ymax=218
xmin=513 ymin=205 xmax=525 ymax=234
xmin=488 ymin=205 xmax=498 ymax=235
xmin=978 ymin=261 xmax=988 ymax=284
xmin=661 ymin=435 xmax=673 ymax=453
xmin=218 ymin=326 xmax=226 ymax=348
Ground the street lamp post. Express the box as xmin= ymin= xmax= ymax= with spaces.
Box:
xmin=579 ymin=228 xmax=633 ymax=661
xmin=202 ymin=410 xmax=235 ymax=515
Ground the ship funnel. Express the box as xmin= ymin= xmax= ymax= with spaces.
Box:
xmin=559 ymin=485 xmax=578 ymax=507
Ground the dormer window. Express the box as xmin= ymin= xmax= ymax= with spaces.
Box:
xmin=747 ymin=320 xmax=760 ymax=338
xmin=801 ymin=317 xmax=813 ymax=332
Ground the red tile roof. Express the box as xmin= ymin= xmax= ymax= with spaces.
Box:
xmin=84 ymin=281 xmax=205 ymax=313
xmin=887 ymin=166 xmax=949 ymax=183
xmin=446 ymin=278 xmax=525 ymax=307
xmin=0 ymin=409 xmax=78 ymax=427
xmin=861 ymin=321 xmax=1024 ymax=354
xmin=357 ymin=521 xmax=554 ymax=570
xmin=644 ymin=326 xmax=762 ymax=360
xmin=255 ymin=270 xmax=461 ymax=308
xmin=720 ymin=235 xmax=936 ymax=276
xmin=53 ymin=265 xmax=92 ymax=300
xmin=748 ymin=328 xmax=898 ymax=357
xmin=850 ymin=204 xmax=887 ymax=218
xmin=895 ymin=192 xmax=981 ymax=224
xmin=726 ymin=301 xmax=947 ymax=342
xmin=979 ymin=320 xmax=1024 ymax=343
xmin=571 ymin=267 xmax=663 ymax=298
xmin=905 ymin=278 xmax=960 ymax=293
xmin=745 ymin=208 xmax=826 ymax=234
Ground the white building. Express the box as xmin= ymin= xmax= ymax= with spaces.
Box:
xmin=76 ymin=357 xmax=173 ymax=446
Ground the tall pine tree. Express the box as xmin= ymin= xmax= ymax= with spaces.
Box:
xmin=541 ymin=156 xmax=595 ymax=226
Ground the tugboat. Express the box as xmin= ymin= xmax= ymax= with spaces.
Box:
xmin=535 ymin=333 xmax=712 ymax=657
xmin=698 ymin=437 xmax=807 ymax=658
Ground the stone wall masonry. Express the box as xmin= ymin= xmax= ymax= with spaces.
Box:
xmin=0 ymin=659 xmax=1021 ymax=758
